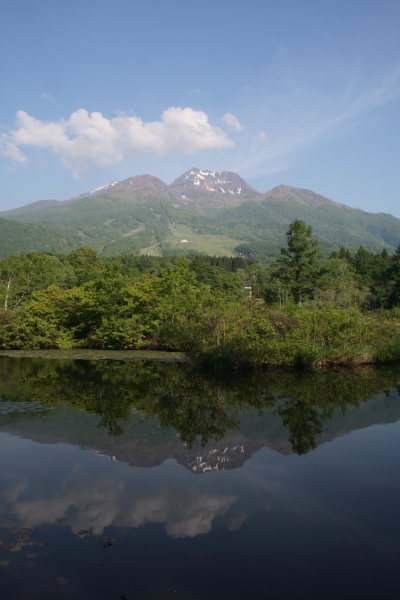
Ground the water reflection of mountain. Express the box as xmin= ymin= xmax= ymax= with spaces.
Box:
xmin=1 ymin=388 xmax=400 ymax=473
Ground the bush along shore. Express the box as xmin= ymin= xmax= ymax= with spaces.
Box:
xmin=1 ymin=220 xmax=400 ymax=369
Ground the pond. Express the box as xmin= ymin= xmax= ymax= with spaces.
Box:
xmin=1 ymin=356 xmax=400 ymax=599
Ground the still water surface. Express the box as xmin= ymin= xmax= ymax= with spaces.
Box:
xmin=1 ymin=356 xmax=400 ymax=599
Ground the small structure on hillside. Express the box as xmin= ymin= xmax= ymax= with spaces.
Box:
xmin=244 ymin=280 xmax=252 ymax=298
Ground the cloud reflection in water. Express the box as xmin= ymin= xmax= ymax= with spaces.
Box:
xmin=0 ymin=470 xmax=237 ymax=539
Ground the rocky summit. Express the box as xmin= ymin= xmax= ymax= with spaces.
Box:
xmin=170 ymin=168 xmax=262 ymax=209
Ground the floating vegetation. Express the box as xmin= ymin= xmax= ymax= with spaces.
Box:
xmin=0 ymin=401 xmax=52 ymax=415
xmin=14 ymin=536 xmax=30 ymax=544
xmin=0 ymin=349 xmax=186 ymax=363
xmin=0 ymin=523 xmax=45 ymax=581
xmin=29 ymin=541 xmax=45 ymax=547
xmin=11 ymin=528 xmax=32 ymax=536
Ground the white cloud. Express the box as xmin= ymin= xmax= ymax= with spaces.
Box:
xmin=222 ymin=112 xmax=244 ymax=131
xmin=0 ymin=135 xmax=28 ymax=164
xmin=0 ymin=107 xmax=234 ymax=176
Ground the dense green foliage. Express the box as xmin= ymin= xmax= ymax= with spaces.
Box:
xmin=1 ymin=221 xmax=400 ymax=368
xmin=0 ymin=218 xmax=80 ymax=255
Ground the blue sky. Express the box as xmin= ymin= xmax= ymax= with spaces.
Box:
xmin=1 ymin=0 xmax=399 ymax=215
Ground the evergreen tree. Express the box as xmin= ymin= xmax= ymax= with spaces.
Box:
xmin=277 ymin=220 xmax=321 ymax=303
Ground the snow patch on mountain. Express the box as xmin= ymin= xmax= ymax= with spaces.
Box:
xmin=89 ymin=181 xmax=119 ymax=194
xmin=181 ymin=169 xmax=245 ymax=196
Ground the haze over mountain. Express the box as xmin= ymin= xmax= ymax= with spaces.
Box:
xmin=1 ymin=168 xmax=399 ymax=259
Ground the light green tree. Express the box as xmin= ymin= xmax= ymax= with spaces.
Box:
xmin=0 ymin=252 xmax=74 ymax=310
xmin=314 ymin=258 xmax=368 ymax=307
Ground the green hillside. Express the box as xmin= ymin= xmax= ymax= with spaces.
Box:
xmin=1 ymin=196 xmax=177 ymax=256
xmin=0 ymin=218 xmax=84 ymax=257
xmin=0 ymin=195 xmax=246 ymax=257
xmin=1 ymin=178 xmax=400 ymax=259
xmin=194 ymin=200 xmax=400 ymax=259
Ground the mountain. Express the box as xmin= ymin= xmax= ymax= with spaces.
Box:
xmin=77 ymin=174 xmax=178 ymax=204
xmin=0 ymin=168 xmax=399 ymax=259
xmin=262 ymin=184 xmax=344 ymax=208
xmin=170 ymin=168 xmax=262 ymax=209
xmin=0 ymin=218 xmax=84 ymax=256
xmin=4 ymin=175 xmax=176 ymax=221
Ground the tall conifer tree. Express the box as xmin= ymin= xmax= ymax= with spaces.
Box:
xmin=278 ymin=220 xmax=321 ymax=303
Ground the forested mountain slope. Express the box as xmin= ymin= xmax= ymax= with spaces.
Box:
xmin=1 ymin=168 xmax=399 ymax=258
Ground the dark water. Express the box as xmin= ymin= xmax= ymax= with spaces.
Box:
xmin=1 ymin=357 xmax=400 ymax=599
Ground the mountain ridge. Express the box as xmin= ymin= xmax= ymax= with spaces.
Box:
xmin=2 ymin=168 xmax=344 ymax=215
xmin=0 ymin=167 xmax=399 ymax=259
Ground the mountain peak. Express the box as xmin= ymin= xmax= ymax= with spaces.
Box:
xmin=77 ymin=175 xmax=177 ymax=204
xmin=170 ymin=168 xmax=261 ymax=210
xmin=263 ymin=184 xmax=344 ymax=208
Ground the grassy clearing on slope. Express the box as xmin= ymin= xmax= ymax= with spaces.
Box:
xmin=139 ymin=243 xmax=162 ymax=256
xmin=166 ymin=224 xmax=244 ymax=256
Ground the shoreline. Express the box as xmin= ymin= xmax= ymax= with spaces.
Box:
xmin=0 ymin=349 xmax=188 ymax=363
xmin=0 ymin=349 xmax=396 ymax=371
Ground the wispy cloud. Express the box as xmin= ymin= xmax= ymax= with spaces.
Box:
xmin=184 ymin=88 xmax=208 ymax=97
xmin=222 ymin=112 xmax=244 ymax=131
xmin=40 ymin=91 xmax=55 ymax=102
xmin=0 ymin=107 xmax=234 ymax=176
xmin=234 ymin=62 xmax=400 ymax=177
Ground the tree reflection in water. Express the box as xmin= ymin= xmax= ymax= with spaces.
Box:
xmin=0 ymin=356 xmax=399 ymax=453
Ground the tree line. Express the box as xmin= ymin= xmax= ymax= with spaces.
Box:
xmin=1 ymin=220 xmax=400 ymax=368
